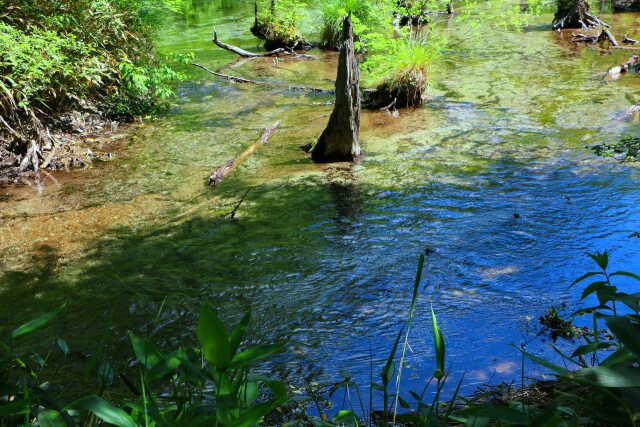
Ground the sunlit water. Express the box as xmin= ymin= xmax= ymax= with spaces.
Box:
xmin=1 ymin=0 xmax=640 ymax=410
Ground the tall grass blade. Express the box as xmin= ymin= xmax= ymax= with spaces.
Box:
xmin=392 ymin=253 xmax=424 ymax=424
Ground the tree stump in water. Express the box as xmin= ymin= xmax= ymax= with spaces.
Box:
xmin=310 ymin=14 xmax=361 ymax=163
xmin=613 ymin=0 xmax=640 ymax=11
xmin=553 ymin=0 xmax=609 ymax=29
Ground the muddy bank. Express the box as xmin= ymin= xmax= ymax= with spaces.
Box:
xmin=0 ymin=112 xmax=136 ymax=186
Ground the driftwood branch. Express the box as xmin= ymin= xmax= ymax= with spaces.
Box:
xmin=192 ymin=63 xmax=269 ymax=85
xmin=572 ymin=28 xmax=618 ymax=45
xmin=192 ymin=63 xmax=334 ymax=94
xmin=213 ymin=31 xmax=287 ymax=57
xmin=600 ymin=28 xmax=619 ymax=46
xmin=209 ymin=121 xmax=281 ymax=187
xmin=226 ymin=187 xmax=254 ymax=219
xmin=212 ymin=32 xmax=316 ymax=59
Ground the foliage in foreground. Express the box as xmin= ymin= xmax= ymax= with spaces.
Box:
xmin=2 ymin=251 xmax=640 ymax=426
xmin=0 ymin=0 xmax=190 ymax=152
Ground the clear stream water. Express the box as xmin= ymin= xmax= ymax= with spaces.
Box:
xmin=1 ymin=0 xmax=640 ymax=407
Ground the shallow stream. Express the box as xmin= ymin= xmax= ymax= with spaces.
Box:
xmin=2 ymin=0 xmax=640 ymax=407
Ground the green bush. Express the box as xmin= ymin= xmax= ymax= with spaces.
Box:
xmin=0 ymin=0 xmax=189 ymax=150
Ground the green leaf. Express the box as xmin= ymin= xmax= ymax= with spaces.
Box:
xmin=0 ymin=399 xmax=29 ymax=416
xmin=229 ymin=311 xmax=251 ymax=355
xmin=129 ymin=333 xmax=163 ymax=369
xmin=57 ymin=338 xmax=69 ymax=356
xmin=229 ymin=343 xmax=285 ymax=369
xmin=431 ymin=306 xmax=445 ymax=379
xmin=600 ymin=347 xmax=636 ymax=367
xmin=38 ymin=409 xmax=66 ymax=427
xmin=610 ymin=271 xmax=640 ymax=281
xmin=574 ymin=366 xmax=640 ymax=388
xmin=198 ymin=304 xmax=230 ymax=370
xmin=605 ymin=316 xmax=640 ymax=357
xmin=333 ymin=410 xmax=360 ymax=426
xmin=382 ymin=328 xmax=403 ymax=385
xmin=228 ymin=381 xmax=287 ymax=427
xmin=65 ymin=395 xmax=137 ymax=427
xmin=570 ymin=342 xmax=612 ymax=358
xmin=464 ymin=405 xmax=529 ymax=424
xmin=11 ymin=303 xmax=66 ymax=340
xmin=147 ymin=349 xmax=184 ymax=382
xmin=580 ymin=281 xmax=608 ymax=300
xmin=520 ymin=348 xmax=570 ymax=375
xmin=569 ymin=271 xmax=602 ymax=288
xmin=588 ymin=250 xmax=608 ymax=270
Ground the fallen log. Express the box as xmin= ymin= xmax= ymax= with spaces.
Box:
xmin=608 ymin=45 xmax=640 ymax=51
xmin=572 ymin=28 xmax=618 ymax=45
xmin=572 ymin=31 xmax=599 ymax=43
xmin=212 ymin=32 xmax=316 ymax=59
xmin=213 ymin=32 xmax=286 ymax=57
xmin=208 ymin=121 xmax=280 ymax=187
xmin=192 ymin=63 xmax=334 ymax=94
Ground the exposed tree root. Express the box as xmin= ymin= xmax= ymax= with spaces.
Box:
xmin=553 ymin=0 xmax=609 ymax=30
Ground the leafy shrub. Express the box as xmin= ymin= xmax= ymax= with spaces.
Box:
xmin=0 ymin=0 xmax=189 ymax=151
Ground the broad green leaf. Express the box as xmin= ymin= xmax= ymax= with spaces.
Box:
xmin=333 ymin=410 xmax=360 ymax=426
xmin=0 ymin=399 xmax=29 ymax=416
xmin=610 ymin=271 xmax=640 ymax=281
xmin=198 ymin=304 xmax=230 ymax=370
xmin=65 ymin=395 xmax=137 ymax=427
xmin=464 ymin=405 xmax=528 ymax=424
xmin=606 ymin=316 xmax=640 ymax=357
xmin=147 ymin=349 xmax=184 ymax=382
xmin=237 ymin=381 xmax=258 ymax=407
xmin=129 ymin=333 xmax=163 ymax=369
xmin=570 ymin=342 xmax=611 ymax=358
xmin=38 ymin=409 xmax=66 ymax=427
xmin=520 ymin=348 xmax=570 ymax=375
xmin=228 ymin=385 xmax=287 ymax=427
xmin=588 ymin=250 xmax=608 ymax=270
xmin=580 ymin=281 xmax=607 ymax=300
xmin=569 ymin=271 xmax=601 ymax=288
xmin=229 ymin=343 xmax=285 ymax=368
xmin=601 ymin=347 xmax=636 ymax=367
xmin=229 ymin=311 xmax=251 ymax=355
xmin=574 ymin=366 xmax=640 ymax=388
xmin=11 ymin=303 xmax=66 ymax=340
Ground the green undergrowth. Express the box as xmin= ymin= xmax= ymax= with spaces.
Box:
xmin=0 ymin=0 xmax=191 ymax=152
xmin=2 ymin=250 xmax=639 ymax=426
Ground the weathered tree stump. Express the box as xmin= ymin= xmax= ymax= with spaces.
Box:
xmin=309 ymin=14 xmax=361 ymax=163
xmin=553 ymin=0 xmax=609 ymax=30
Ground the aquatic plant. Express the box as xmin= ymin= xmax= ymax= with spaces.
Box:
xmin=461 ymin=251 xmax=640 ymax=425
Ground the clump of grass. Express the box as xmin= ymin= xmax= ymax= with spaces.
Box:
xmin=364 ymin=33 xmax=447 ymax=108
